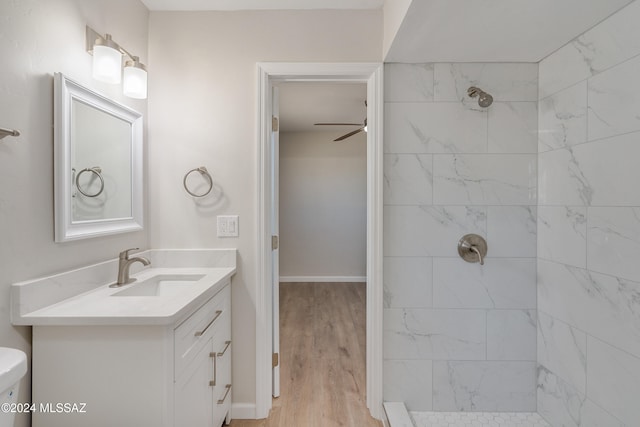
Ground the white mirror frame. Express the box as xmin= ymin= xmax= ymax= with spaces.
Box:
xmin=54 ymin=73 xmax=143 ymax=242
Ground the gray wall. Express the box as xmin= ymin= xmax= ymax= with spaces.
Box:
xmin=279 ymin=131 xmax=366 ymax=281
xmin=382 ymin=62 xmax=538 ymax=411
xmin=0 ymin=1 xmax=149 ymax=426
xmin=537 ymin=1 xmax=640 ymax=425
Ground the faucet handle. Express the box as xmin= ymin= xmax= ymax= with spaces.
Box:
xmin=119 ymin=248 xmax=140 ymax=259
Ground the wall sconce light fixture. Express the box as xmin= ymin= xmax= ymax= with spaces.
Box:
xmin=86 ymin=26 xmax=147 ymax=99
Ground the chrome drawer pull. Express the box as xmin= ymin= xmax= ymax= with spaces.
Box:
xmin=217 ymin=341 xmax=231 ymax=357
xmin=195 ymin=310 xmax=223 ymax=337
xmin=209 ymin=352 xmax=217 ymax=387
xmin=217 ymin=384 xmax=232 ymax=404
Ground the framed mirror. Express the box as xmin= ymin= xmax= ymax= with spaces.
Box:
xmin=54 ymin=73 xmax=143 ymax=242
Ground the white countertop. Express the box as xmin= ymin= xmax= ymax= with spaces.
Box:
xmin=17 ymin=267 xmax=235 ymax=326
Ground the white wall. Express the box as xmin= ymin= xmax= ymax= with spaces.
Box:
xmin=0 ymin=1 xmax=149 ymax=426
xmin=279 ymin=131 xmax=366 ymax=280
xmin=382 ymin=0 xmax=412 ymax=59
xmin=383 ymin=62 xmax=538 ymax=411
xmin=537 ymin=1 xmax=640 ymax=425
xmin=147 ymin=9 xmax=382 ymax=411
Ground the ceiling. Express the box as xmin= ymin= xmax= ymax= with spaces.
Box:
xmin=140 ymin=0 xmax=635 ymax=130
xmin=141 ymin=0 xmax=383 ymax=11
xmin=385 ymin=0 xmax=634 ymax=62
xmin=277 ymin=83 xmax=367 ymax=133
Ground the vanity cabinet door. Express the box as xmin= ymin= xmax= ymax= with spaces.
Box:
xmin=174 ymin=337 xmax=215 ymax=427
xmin=213 ymin=338 xmax=232 ymax=427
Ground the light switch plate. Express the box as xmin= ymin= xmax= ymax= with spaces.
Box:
xmin=217 ymin=215 xmax=239 ymax=237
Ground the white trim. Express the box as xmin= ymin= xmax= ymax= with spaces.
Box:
xmin=383 ymin=402 xmax=411 ymax=427
xmin=279 ymin=276 xmax=367 ymax=283
xmin=256 ymin=62 xmax=384 ymax=421
xmin=231 ymin=403 xmax=256 ymax=420
xmin=53 ymin=73 xmax=144 ymax=242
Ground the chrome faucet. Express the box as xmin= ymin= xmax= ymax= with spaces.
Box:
xmin=110 ymin=248 xmax=151 ymax=287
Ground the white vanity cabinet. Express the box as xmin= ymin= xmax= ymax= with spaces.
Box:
xmin=174 ymin=282 xmax=232 ymax=427
xmin=31 ymin=279 xmax=232 ymax=427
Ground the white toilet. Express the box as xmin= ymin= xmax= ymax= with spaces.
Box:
xmin=0 ymin=348 xmax=27 ymax=427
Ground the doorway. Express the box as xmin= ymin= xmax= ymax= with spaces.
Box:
xmin=275 ymin=81 xmax=369 ymax=423
xmin=256 ymin=63 xmax=384 ymax=421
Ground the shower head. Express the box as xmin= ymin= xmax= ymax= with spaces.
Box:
xmin=467 ymin=86 xmax=493 ymax=108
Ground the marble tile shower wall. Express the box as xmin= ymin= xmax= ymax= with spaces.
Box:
xmin=383 ymin=62 xmax=538 ymax=412
xmin=537 ymin=1 xmax=640 ymax=426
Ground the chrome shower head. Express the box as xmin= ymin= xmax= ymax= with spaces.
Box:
xmin=467 ymin=86 xmax=493 ymax=108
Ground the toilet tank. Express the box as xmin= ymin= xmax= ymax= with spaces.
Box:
xmin=0 ymin=348 xmax=27 ymax=427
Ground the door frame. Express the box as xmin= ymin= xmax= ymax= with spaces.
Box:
xmin=255 ymin=62 xmax=384 ymax=420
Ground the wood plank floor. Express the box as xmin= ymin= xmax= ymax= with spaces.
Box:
xmin=229 ymin=282 xmax=382 ymax=427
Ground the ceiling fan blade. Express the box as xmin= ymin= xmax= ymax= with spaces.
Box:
xmin=334 ymin=127 xmax=364 ymax=142
xmin=314 ymin=123 xmax=362 ymax=126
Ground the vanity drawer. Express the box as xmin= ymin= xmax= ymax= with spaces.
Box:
xmin=174 ymin=283 xmax=230 ymax=379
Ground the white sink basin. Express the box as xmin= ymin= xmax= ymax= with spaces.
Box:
xmin=112 ymin=274 xmax=205 ymax=297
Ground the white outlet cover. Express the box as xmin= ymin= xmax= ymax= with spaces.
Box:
xmin=217 ymin=215 xmax=239 ymax=237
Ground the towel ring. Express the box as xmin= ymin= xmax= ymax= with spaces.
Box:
xmin=184 ymin=167 xmax=213 ymax=197
xmin=75 ymin=167 xmax=104 ymax=198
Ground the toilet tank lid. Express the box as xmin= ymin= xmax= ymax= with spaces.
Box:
xmin=0 ymin=347 xmax=27 ymax=392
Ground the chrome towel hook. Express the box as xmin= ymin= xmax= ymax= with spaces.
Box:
xmin=184 ymin=166 xmax=213 ymax=197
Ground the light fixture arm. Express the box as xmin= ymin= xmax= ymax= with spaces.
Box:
xmin=86 ymin=26 xmax=139 ymax=64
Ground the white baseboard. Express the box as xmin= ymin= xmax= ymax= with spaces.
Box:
xmin=279 ymin=275 xmax=366 ymax=283
xmin=231 ymin=402 xmax=257 ymax=420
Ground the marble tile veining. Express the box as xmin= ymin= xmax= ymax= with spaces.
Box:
xmin=588 ymin=207 xmax=640 ymax=283
xmin=537 ymin=312 xmax=587 ymax=393
xmin=538 ymin=81 xmax=587 ymax=152
xmin=538 ymin=259 xmax=640 ymax=359
xmin=537 ymin=366 xmax=625 ymax=427
xmin=488 ymin=102 xmax=538 ymax=153
xmin=588 ymin=54 xmax=640 ymax=141
xmin=384 ymin=308 xmax=486 ymax=360
xmin=384 ymin=154 xmax=433 ymax=205
xmin=486 ymin=206 xmax=537 ymax=257
xmin=586 ymin=337 xmax=640 ymax=427
xmin=385 ymin=63 xmax=435 ymax=102
xmin=538 ymin=148 xmax=592 ymax=206
xmin=538 ymin=0 xmax=640 ymax=99
xmin=383 ymin=257 xmax=433 ymax=308
xmin=537 ymin=206 xmax=586 ymax=268
xmin=432 ymin=361 xmax=537 ymax=412
xmin=384 ymin=205 xmax=486 ymax=257
xmin=433 ymin=154 xmax=537 ymax=205
xmin=487 ymin=310 xmax=536 ymax=361
xmin=385 ymin=103 xmax=487 ymax=154
xmin=433 ymin=258 xmax=536 ymax=309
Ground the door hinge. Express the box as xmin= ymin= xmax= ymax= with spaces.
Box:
xmin=271 ymin=235 xmax=279 ymax=250
xmin=272 ymin=352 xmax=279 ymax=368
xmin=272 ymin=116 xmax=279 ymax=132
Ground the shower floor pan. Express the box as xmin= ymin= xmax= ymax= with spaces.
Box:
xmin=411 ymin=411 xmax=550 ymax=427
xmin=384 ymin=402 xmax=551 ymax=427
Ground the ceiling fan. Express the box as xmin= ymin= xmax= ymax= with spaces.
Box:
xmin=314 ymin=101 xmax=367 ymax=141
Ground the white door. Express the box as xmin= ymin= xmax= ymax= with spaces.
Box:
xmin=271 ymin=86 xmax=281 ymax=397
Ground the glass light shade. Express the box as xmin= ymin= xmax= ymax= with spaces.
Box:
xmin=123 ymin=62 xmax=147 ymax=99
xmin=92 ymin=44 xmax=122 ymax=84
